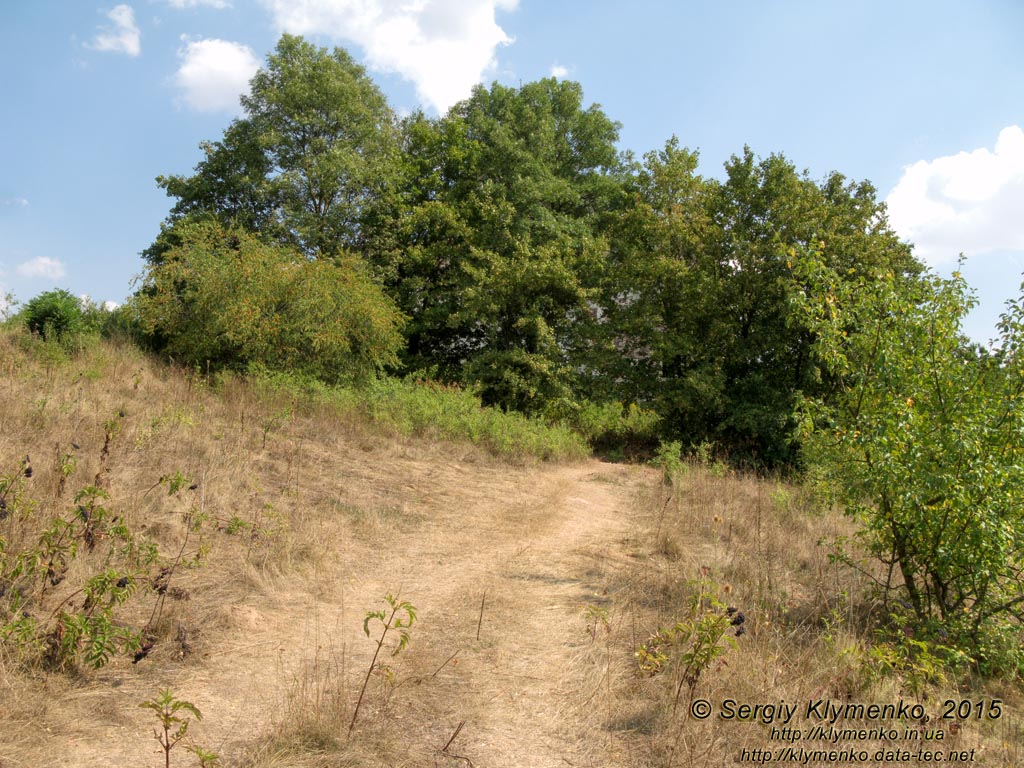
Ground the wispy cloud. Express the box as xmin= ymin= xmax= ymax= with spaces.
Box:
xmin=16 ymin=257 xmax=67 ymax=280
xmin=175 ymin=38 xmax=261 ymax=112
xmin=550 ymin=63 xmax=568 ymax=79
xmin=164 ymin=0 xmax=231 ymax=8
xmin=261 ymin=0 xmax=519 ymax=114
xmin=886 ymin=125 xmax=1024 ymax=265
xmin=88 ymin=4 xmax=141 ymax=57
xmin=1 ymin=197 xmax=29 ymax=207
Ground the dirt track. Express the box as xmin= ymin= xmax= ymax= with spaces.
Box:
xmin=36 ymin=453 xmax=655 ymax=768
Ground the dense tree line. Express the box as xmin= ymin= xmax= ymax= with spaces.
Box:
xmin=138 ymin=35 xmax=922 ymax=467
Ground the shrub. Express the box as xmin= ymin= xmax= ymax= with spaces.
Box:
xmin=132 ymin=219 xmax=405 ymax=383
xmin=464 ymin=348 xmax=575 ymax=417
xmin=22 ymin=289 xmax=86 ymax=346
xmin=793 ymin=250 xmax=1024 ymax=672
xmin=564 ymin=400 xmax=661 ymax=458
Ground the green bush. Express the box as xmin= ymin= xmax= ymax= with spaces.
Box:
xmin=98 ymin=302 xmax=149 ymax=345
xmin=794 ymin=250 xmax=1024 ymax=672
xmin=132 ymin=219 xmax=406 ymax=383
xmin=652 ymin=440 xmax=684 ymax=485
xmin=22 ymin=289 xmax=87 ymax=346
xmin=564 ymin=400 xmax=661 ymax=459
xmin=464 ymin=349 xmax=575 ymax=417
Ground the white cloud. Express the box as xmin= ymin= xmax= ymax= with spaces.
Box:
xmin=77 ymin=294 xmax=121 ymax=311
xmin=175 ymin=38 xmax=261 ymax=112
xmin=261 ymin=0 xmax=519 ymax=114
xmin=550 ymin=63 xmax=568 ymax=79
xmin=1 ymin=197 xmax=29 ymax=207
xmin=88 ymin=4 xmax=141 ymax=57
xmin=886 ymin=125 xmax=1024 ymax=265
xmin=16 ymin=257 xmax=67 ymax=280
xmin=164 ymin=0 xmax=231 ymax=8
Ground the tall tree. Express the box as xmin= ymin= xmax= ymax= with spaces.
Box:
xmin=604 ymin=145 xmax=921 ymax=466
xmin=386 ymin=79 xmax=625 ymax=414
xmin=149 ymin=34 xmax=401 ymax=262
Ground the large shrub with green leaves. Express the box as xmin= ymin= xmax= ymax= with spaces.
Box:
xmin=22 ymin=289 xmax=86 ymax=344
xmin=793 ymin=250 xmax=1024 ymax=674
xmin=132 ymin=219 xmax=405 ymax=382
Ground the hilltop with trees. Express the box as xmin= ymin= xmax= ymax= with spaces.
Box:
xmin=137 ymin=34 xmax=924 ymax=468
xmin=3 ymin=33 xmax=1024 ymax=767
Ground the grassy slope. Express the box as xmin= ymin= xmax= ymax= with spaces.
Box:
xmin=630 ymin=467 xmax=1024 ymax=766
xmin=1 ymin=332 xmax=1022 ymax=767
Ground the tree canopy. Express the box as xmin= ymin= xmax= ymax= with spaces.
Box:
xmin=146 ymin=33 xmax=927 ymax=467
xmin=600 ymin=144 xmax=920 ymax=464
xmin=148 ymin=35 xmax=400 ymax=263
xmin=382 ymin=78 xmax=623 ymax=415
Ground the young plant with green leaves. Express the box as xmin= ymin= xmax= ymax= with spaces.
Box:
xmin=348 ymin=593 xmax=417 ymax=738
xmin=140 ymin=688 xmax=219 ymax=768
xmin=1 ymin=444 xmax=157 ymax=670
xmin=652 ymin=440 xmax=685 ymax=486
xmin=792 ymin=250 xmax=1024 ymax=673
xmin=636 ymin=593 xmax=740 ymax=715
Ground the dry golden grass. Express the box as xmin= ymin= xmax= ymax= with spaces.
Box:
xmin=0 ymin=331 xmax=643 ymax=766
xmin=2 ymin=330 xmax=1023 ymax=768
xmin=615 ymin=462 xmax=1024 ymax=767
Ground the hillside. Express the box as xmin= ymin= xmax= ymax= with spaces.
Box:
xmin=1 ymin=333 xmax=1022 ymax=767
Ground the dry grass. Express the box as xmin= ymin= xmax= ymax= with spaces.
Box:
xmin=2 ymin=330 xmax=1023 ymax=768
xmin=613 ymin=462 xmax=1024 ymax=767
xmin=0 ymin=331 xmax=636 ymax=766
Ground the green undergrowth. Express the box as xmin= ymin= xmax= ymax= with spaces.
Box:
xmin=248 ymin=368 xmax=590 ymax=462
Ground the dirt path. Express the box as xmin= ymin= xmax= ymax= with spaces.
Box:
xmin=393 ymin=460 xmax=648 ymax=767
xmin=18 ymin=455 xmax=655 ymax=768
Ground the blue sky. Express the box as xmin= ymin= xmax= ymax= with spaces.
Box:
xmin=2 ymin=0 xmax=1022 ymax=343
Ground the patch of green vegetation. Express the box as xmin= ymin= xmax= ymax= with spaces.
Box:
xmin=252 ymin=369 xmax=589 ymax=462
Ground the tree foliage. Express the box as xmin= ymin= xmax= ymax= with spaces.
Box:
xmin=133 ymin=220 xmax=404 ymax=382
xmin=384 ymin=79 xmax=623 ymax=414
xmin=603 ymin=143 xmax=919 ymax=465
xmin=146 ymin=33 xmax=930 ymax=466
xmin=794 ymin=252 xmax=1024 ymax=671
xmin=149 ymin=34 xmax=400 ymax=262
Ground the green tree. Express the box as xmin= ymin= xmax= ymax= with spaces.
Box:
xmin=150 ymin=35 xmax=400 ymax=262
xmin=384 ymin=79 xmax=624 ymax=415
xmin=604 ymin=145 xmax=920 ymax=466
xmin=597 ymin=138 xmax=716 ymax=414
xmin=132 ymin=220 xmax=404 ymax=382
xmin=146 ymin=120 xmax=280 ymax=264
xmin=794 ymin=251 xmax=1024 ymax=671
